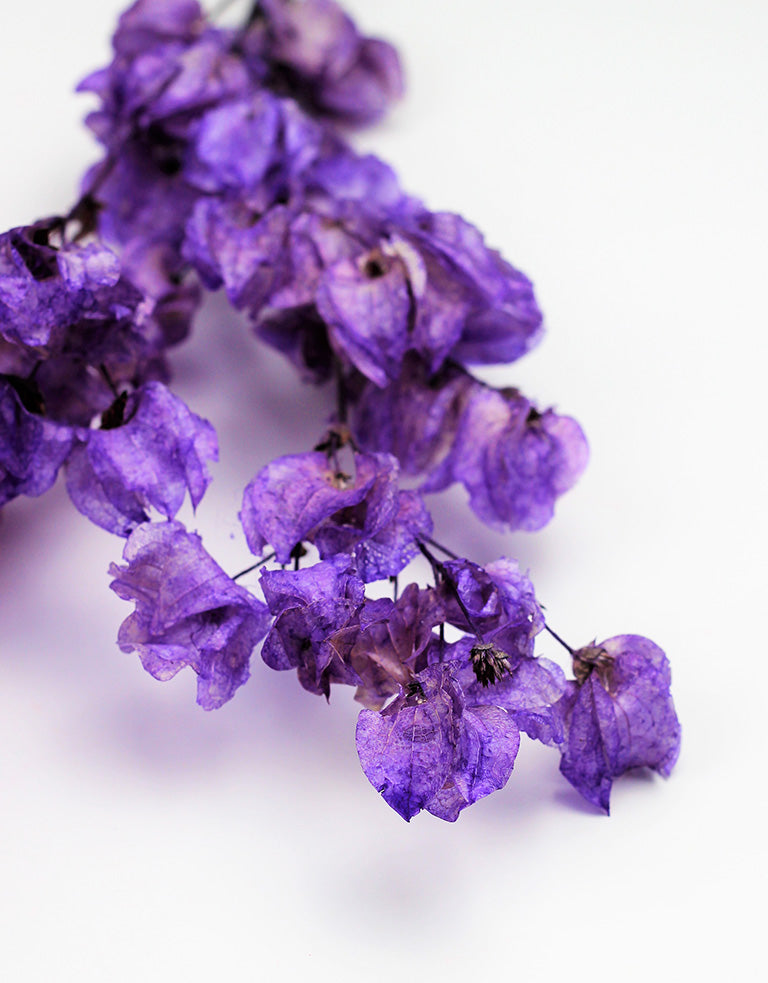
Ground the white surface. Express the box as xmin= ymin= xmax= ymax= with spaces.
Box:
xmin=1 ymin=1 xmax=765 ymax=980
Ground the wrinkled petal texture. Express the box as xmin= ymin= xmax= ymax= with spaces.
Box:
xmin=558 ymin=634 xmax=682 ymax=812
xmin=240 ymin=450 xmax=398 ymax=563
xmin=0 ymin=228 xmax=121 ymax=348
xmin=66 ymin=381 xmax=217 ymax=536
xmin=425 ymin=704 xmax=520 ymax=822
xmin=356 ymin=665 xmax=462 ymax=821
xmin=426 ymin=384 xmax=588 ymax=532
xmin=109 ymin=520 xmax=271 ymax=709
xmin=0 ymin=381 xmax=73 ymax=506
xmin=260 ymin=555 xmax=365 ymax=696
xmin=438 ymin=557 xmax=543 ymax=661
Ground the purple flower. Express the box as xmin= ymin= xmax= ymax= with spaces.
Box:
xmin=557 ymin=635 xmax=682 ymax=812
xmin=424 ymin=702 xmax=521 ymax=822
xmin=110 ymin=0 xmax=203 ymax=58
xmin=79 ymin=6 xmax=249 ymax=150
xmin=183 ymin=200 xmax=293 ymax=308
xmin=185 ymin=93 xmax=334 ymax=203
xmin=315 ymin=247 xmax=412 ymax=386
xmin=399 ymin=210 xmax=543 ymax=368
xmin=424 ymin=383 xmax=589 ymax=532
xmin=109 ymin=520 xmax=271 ymax=709
xmin=356 ymin=663 xmax=520 ymax=821
xmin=352 ymin=489 xmax=433 ymax=582
xmin=120 ymin=236 xmax=201 ymax=348
xmin=0 ymin=222 xmax=122 ymax=349
xmin=436 ymin=557 xmax=543 ymax=659
xmin=65 ymin=381 xmax=217 ymax=536
xmin=442 ymin=637 xmax=567 ymax=746
xmin=240 ymin=448 xmax=406 ymax=567
xmin=260 ymin=555 xmax=365 ymax=697
xmin=354 ymin=355 xmax=474 ymax=476
xmin=348 ymin=584 xmax=444 ymax=709
xmin=0 ymin=218 xmax=178 ymax=428
xmin=252 ymin=0 xmax=403 ymax=126
xmin=0 ymin=379 xmax=73 ymax=507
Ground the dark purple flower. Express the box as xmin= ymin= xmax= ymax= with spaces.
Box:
xmin=557 ymin=635 xmax=682 ymax=813
xmin=65 ymin=381 xmax=217 ymax=536
xmin=356 ymin=662 xmax=520 ymax=821
xmin=109 ymin=520 xmax=271 ymax=710
xmin=436 ymin=557 xmax=543 ymax=659
xmin=252 ymin=0 xmax=403 ymax=126
xmin=260 ymin=555 xmax=365 ymax=697
xmin=0 ymin=379 xmax=73 ymax=507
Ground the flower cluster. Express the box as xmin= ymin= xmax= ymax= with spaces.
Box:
xmin=0 ymin=0 xmax=680 ymax=819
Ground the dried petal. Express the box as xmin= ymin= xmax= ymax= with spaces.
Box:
xmin=66 ymin=382 xmax=217 ymax=536
xmin=109 ymin=520 xmax=270 ymax=709
xmin=558 ymin=635 xmax=682 ymax=812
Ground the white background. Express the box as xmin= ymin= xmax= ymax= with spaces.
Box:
xmin=1 ymin=0 xmax=765 ymax=979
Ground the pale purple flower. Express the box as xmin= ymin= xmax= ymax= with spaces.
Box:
xmin=109 ymin=520 xmax=271 ymax=709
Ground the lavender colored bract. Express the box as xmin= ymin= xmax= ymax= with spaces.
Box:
xmin=0 ymin=0 xmax=680 ymax=824
xmin=110 ymin=521 xmax=271 ymax=709
xmin=557 ymin=636 xmax=681 ymax=813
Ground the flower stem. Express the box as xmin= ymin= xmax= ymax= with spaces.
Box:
xmin=232 ymin=550 xmax=276 ymax=581
xmin=544 ymin=623 xmax=575 ymax=656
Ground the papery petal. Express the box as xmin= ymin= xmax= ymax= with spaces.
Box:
xmin=109 ymin=520 xmax=271 ymax=709
xmin=356 ymin=664 xmax=462 ymax=821
xmin=240 ymin=450 xmax=395 ymax=563
xmin=558 ymin=635 xmax=682 ymax=812
xmin=0 ymin=380 xmax=73 ymax=506
xmin=425 ymin=705 xmax=520 ymax=821
xmin=260 ymin=555 xmax=365 ymax=696
xmin=316 ymin=251 xmax=411 ymax=386
xmin=66 ymin=382 xmax=217 ymax=536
